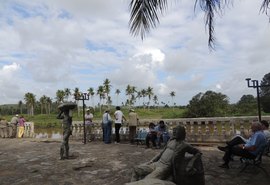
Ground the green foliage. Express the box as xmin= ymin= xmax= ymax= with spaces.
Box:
xmin=184 ymin=90 xmax=229 ymax=118
xmin=235 ymin=94 xmax=257 ymax=115
xmin=261 ymin=72 xmax=270 ymax=113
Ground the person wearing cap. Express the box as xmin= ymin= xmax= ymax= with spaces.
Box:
xmin=128 ymin=109 xmax=139 ymax=144
xmin=10 ymin=114 xmax=19 ymax=138
xmin=85 ymin=108 xmax=94 ymax=142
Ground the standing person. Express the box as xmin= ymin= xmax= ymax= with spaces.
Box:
xmin=218 ymin=122 xmax=266 ymax=169
xmin=57 ymin=108 xmax=73 ymax=160
xmin=102 ymin=109 xmax=112 ymax=144
xmin=17 ymin=115 xmax=26 ymax=138
xmin=114 ymin=106 xmax=126 ymax=144
xmin=85 ymin=108 xmax=94 ymax=142
xmin=128 ymin=109 xmax=139 ymax=144
xmin=10 ymin=114 xmax=19 ymax=138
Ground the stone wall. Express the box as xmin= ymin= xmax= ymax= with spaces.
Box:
xmin=71 ymin=116 xmax=270 ymax=143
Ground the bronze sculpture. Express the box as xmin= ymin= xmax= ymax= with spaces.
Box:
xmin=57 ymin=102 xmax=76 ymax=160
xmin=127 ymin=125 xmax=205 ymax=185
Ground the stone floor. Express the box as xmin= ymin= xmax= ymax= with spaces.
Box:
xmin=0 ymin=139 xmax=269 ymax=185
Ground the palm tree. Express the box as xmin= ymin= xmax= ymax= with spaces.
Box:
xmin=103 ymin=78 xmax=112 ymax=108
xmin=39 ymin=95 xmax=47 ymax=114
xmin=56 ymin=90 xmax=65 ymax=104
xmin=97 ymin=85 xmax=104 ymax=113
xmin=126 ymin=85 xmax=136 ymax=108
xmin=146 ymin=86 xmax=154 ymax=110
xmin=64 ymin=88 xmax=71 ymax=101
xmin=153 ymin=95 xmax=159 ymax=108
xmin=18 ymin=100 xmax=23 ymax=114
xmin=73 ymin=87 xmax=81 ymax=116
xmin=115 ymin=89 xmax=121 ymax=106
xmin=170 ymin=91 xmax=176 ymax=111
xmin=46 ymin=97 xmax=52 ymax=114
xmin=87 ymin=87 xmax=95 ymax=109
xmin=141 ymin=89 xmax=147 ymax=109
xmin=136 ymin=91 xmax=142 ymax=106
xmin=129 ymin=0 xmax=270 ymax=49
xmin=24 ymin=92 xmax=36 ymax=116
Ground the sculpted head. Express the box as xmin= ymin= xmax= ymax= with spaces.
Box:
xmin=173 ymin=125 xmax=186 ymax=141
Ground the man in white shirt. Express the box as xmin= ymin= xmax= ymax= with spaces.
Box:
xmin=114 ymin=106 xmax=126 ymax=143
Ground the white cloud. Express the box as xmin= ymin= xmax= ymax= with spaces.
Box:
xmin=0 ymin=0 xmax=269 ymax=106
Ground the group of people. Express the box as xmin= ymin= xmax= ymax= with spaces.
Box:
xmin=101 ymin=106 xmax=140 ymax=144
xmin=145 ymin=120 xmax=170 ymax=149
xmin=218 ymin=120 xmax=270 ymax=169
xmin=9 ymin=114 xmax=26 ymax=138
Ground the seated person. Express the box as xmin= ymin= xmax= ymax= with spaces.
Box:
xmin=145 ymin=122 xmax=157 ymax=148
xmin=155 ymin=120 xmax=170 ymax=148
xmin=130 ymin=125 xmax=202 ymax=182
xmin=261 ymin=120 xmax=270 ymax=141
xmin=218 ymin=121 xmax=267 ymax=169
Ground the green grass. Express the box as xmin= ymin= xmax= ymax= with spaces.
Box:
xmin=1 ymin=107 xmax=187 ymax=128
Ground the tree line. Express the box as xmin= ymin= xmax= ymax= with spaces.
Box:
xmin=1 ymin=73 xmax=270 ymax=118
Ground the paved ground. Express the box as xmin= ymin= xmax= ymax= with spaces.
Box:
xmin=0 ymin=138 xmax=270 ymax=185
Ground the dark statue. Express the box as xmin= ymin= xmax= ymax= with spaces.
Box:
xmin=57 ymin=102 xmax=76 ymax=160
xmin=126 ymin=125 xmax=205 ymax=185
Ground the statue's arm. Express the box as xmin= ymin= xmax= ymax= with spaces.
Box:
xmin=185 ymin=145 xmax=202 ymax=174
xmin=147 ymin=148 xmax=165 ymax=164
xmin=57 ymin=111 xmax=64 ymax=119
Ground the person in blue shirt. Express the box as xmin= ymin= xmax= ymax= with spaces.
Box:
xmin=218 ymin=122 xmax=267 ymax=168
xmin=155 ymin=120 xmax=170 ymax=148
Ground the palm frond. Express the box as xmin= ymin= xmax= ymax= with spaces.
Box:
xmin=195 ymin=0 xmax=229 ymax=49
xmin=260 ymin=0 xmax=270 ymax=16
xmin=129 ymin=0 xmax=168 ymax=39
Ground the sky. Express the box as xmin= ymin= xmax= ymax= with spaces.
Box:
xmin=0 ymin=0 xmax=270 ymax=107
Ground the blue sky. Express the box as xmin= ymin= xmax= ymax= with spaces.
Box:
xmin=0 ymin=0 xmax=270 ymax=106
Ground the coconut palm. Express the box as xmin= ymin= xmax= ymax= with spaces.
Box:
xmin=56 ymin=90 xmax=65 ymax=104
xmin=39 ymin=95 xmax=47 ymax=114
xmin=129 ymin=0 xmax=270 ymax=49
xmin=153 ymin=95 xmax=159 ymax=108
xmin=46 ymin=97 xmax=52 ymax=114
xmin=115 ymin=89 xmax=121 ymax=106
xmin=97 ymin=85 xmax=104 ymax=113
xmin=170 ymin=91 xmax=176 ymax=111
xmin=103 ymin=78 xmax=112 ymax=107
xmin=126 ymin=85 xmax=136 ymax=108
xmin=18 ymin=100 xmax=23 ymax=114
xmin=136 ymin=91 xmax=142 ymax=106
xmin=24 ymin=92 xmax=36 ymax=116
xmin=146 ymin=86 xmax=154 ymax=109
xmin=64 ymin=88 xmax=71 ymax=101
xmin=87 ymin=87 xmax=95 ymax=109
xmin=141 ymin=89 xmax=147 ymax=109
xmin=73 ymin=87 xmax=81 ymax=116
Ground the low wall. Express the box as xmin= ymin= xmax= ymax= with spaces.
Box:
xmin=71 ymin=116 xmax=270 ymax=143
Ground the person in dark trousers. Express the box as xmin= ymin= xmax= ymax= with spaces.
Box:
xmin=114 ymin=106 xmax=126 ymax=143
xmin=218 ymin=122 xmax=266 ymax=168
xmin=145 ymin=122 xmax=157 ymax=148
